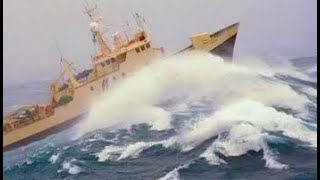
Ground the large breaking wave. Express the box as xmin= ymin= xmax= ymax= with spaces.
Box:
xmin=74 ymin=52 xmax=316 ymax=178
xmin=4 ymin=52 xmax=316 ymax=179
xmin=78 ymin=52 xmax=311 ymax=134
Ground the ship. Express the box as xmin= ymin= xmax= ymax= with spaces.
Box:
xmin=3 ymin=4 xmax=240 ymax=152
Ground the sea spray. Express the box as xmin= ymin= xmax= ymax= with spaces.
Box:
xmin=77 ymin=52 xmax=309 ymax=137
xmin=81 ymin=52 xmax=317 ymax=172
xmin=3 ymin=54 xmax=316 ymax=179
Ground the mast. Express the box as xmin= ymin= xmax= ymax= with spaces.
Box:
xmin=51 ymin=58 xmax=79 ymax=89
xmin=49 ymin=57 xmax=80 ymax=105
xmin=133 ymin=12 xmax=150 ymax=39
xmin=60 ymin=58 xmax=79 ymax=87
xmin=84 ymin=2 xmax=112 ymax=56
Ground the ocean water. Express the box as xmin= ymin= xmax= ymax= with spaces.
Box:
xmin=3 ymin=53 xmax=317 ymax=180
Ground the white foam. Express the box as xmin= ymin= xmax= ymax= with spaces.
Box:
xmin=48 ymin=153 xmax=60 ymax=164
xmin=200 ymin=123 xmax=264 ymax=165
xmin=118 ymin=142 xmax=155 ymax=159
xmin=262 ymin=144 xmax=288 ymax=170
xmin=176 ymin=100 xmax=316 ymax=169
xmin=62 ymin=161 xmax=81 ymax=175
xmin=78 ymin=52 xmax=308 ymax=137
xmin=97 ymin=139 xmax=175 ymax=162
xmin=158 ymin=168 xmax=180 ymax=180
xmin=87 ymin=138 xmax=98 ymax=142
xmin=199 ymin=123 xmax=289 ymax=169
xmin=200 ymin=148 xmax=226 ymax=165
xmin=96 ymin=145 xmax=124 ymax=162
xmin=75 ymin=52 xmax=316 ymax=169
xmin=180 ymin=100 xmax=316 ymax=150
xmin=158 ymin=163 xmax=190 ymax=180
xmin=26 ymin=159 xmax=33 ymax=165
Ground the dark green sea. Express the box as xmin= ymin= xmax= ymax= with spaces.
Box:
xmin=3 ymin=55 xmax=317 ymax=180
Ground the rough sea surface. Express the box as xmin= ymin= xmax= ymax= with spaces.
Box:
xmin=3 ymin=54 xmax=317 ymax=180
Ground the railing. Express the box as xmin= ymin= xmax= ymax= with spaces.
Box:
xmin=3 ymin=108 xmax=55 ymax=134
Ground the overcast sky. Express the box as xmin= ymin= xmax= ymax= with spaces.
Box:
xmin=4 ymin=0 xmax=317 ymax=86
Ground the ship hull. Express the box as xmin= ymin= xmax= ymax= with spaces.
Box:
xmin=177 ymin=23 xmax=239 ymax=60
xmin=3 ymin=23 xmax=239 ymax=152
xmin=210 ymin=33 xmax=237 ymax=61
xmin=3 ymin=113 xmax=86 ymax=152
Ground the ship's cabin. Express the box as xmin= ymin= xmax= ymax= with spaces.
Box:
xmin=49 ymin=10 xmax=158 ymax=107
xmin=92 ymin=27 xmax=153 ymax=77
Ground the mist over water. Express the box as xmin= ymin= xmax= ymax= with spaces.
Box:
xmin=3 ymin=52 xmax=317 ymax=179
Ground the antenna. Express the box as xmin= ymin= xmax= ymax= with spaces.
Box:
xmin=82 ymin=1 xmax=112 ymax=55
xmin=134 ymin=12 xmax=145 ymax=26
xmin=122 ymin=20 xmax=130 ymax=42
xmin=132 ymin=12 xmax=148 ymax=33
xmin=132 ymin=12 xmax=140 ymax=28
xmin=83 ymin=0 xmax=98 ymax=22
xmin=54 ymin=38 xmax=63 ymax=59
xmin=83 ymin=0 xmax=89 ymax=7
xmin=52 ymin=38 xmax=65 ymax=83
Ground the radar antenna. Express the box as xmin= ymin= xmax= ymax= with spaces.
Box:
xmin=83 ymin=0 xmax=112 ymax=56
xmin=54 ymin=38 xmax=63 ymax=59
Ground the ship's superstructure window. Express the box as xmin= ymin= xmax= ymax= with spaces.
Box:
xmin=113 ymin=76 xmax=116 ymax=80
xmin=135 ymin=48 xmax=140 ymax=53
xmin=145 ymin=43 xmax=150 ymax=49
xmin=111 ymin=58 xmax=116 ymax=63
xmin=106 ymin=60 xmax=111 ymax=65
xmin=90 ymin=86 xmax=94 ymax=91
xmin=101 ymin=62 xmax=105 ymax=67
xmin=122 ymin=72 xmax=126 ymax=77
xmin=141 ymin=46 xmax=146 ymax=51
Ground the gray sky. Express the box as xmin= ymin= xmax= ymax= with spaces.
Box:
xmin=4 ymin=0 xmax=317 ymax=86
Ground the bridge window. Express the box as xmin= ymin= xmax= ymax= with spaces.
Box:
xmin=145 ymin=43 xmax=150 ymax=49
xmin=101 ymin=62 xmax=105 ymax=67
xmin=135 ymin=48 xmax=140 ymax=53
xmin=106 ymin=60 xmax=110 ymax=65
xmin=90 ymin=86 xmax=94 ymax=91
xmin=111 ymin=58 xmax=116 ymax=63
xmin=141 ymin=45 xmax=145 ymax=51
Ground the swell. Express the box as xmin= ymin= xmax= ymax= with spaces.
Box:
xmin=3 ymin=54 xmax=317 ymax=179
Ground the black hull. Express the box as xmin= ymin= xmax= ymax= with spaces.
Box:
xmin=3 ymin=113 xmax=87 ymax=152
xmin=209 ymin=33 xmax=237 ymax=61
